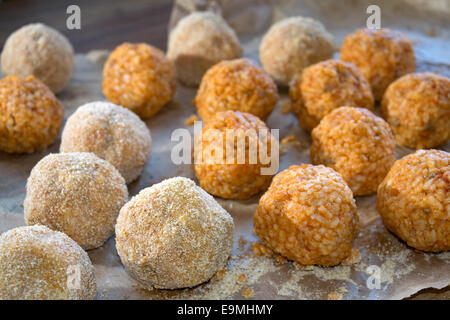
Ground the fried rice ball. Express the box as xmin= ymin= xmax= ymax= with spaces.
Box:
xmin=1 ymin=23 xmax=74 ymax=93
xmin=311 ymin=107 xmax=396 ymax=196
xmin=259 ymin=16 xmax=335 ymax=86
xmin=24 ymin=152 xmax=128 ymax=250
xmin=60 ymin=101 xmax=151 ymax=184
xmin=381 ymin=72 xmax=450 ymax=149
xmin=0 ymin=75 xmax=64 ymax=154
xmin=167 ymin=11 xmax=242 ymax=86
xmin=290 ymin=59 xmax=374 ymax=132
xmin=377 ymin=150 xmax=449 ymax=252
xmin=102 ymin=43 xmax=176 ymax=119
xmin=340 ymin=28 xmax=415 ymax=101
xmin=195 ymin=58 xmax=278 ymax=121
xmin=254 ymin=164 xmax=357 ymax=266
xmin=194 ymin=110 xmax=277 ymax=199
xmin=116 ymin=177 xmax=234 ymax=289
xmin=0 ymin=225 xmax=96 ymax=300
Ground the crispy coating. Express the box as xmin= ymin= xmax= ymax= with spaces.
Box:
xmin=116 ymin=177 xmax=234 ymax=289
xmin=0 ymin=225 xmax=96 ymax=300
xmin=311 ymin=107 xmax=396 ymax=196
xmin=0 ymin=75 xmax=64 ymax=154
xmin=195 ymin=58 xmax=278 ymax=121
xmin=254 ymin=164 xmax=357 ymax=266
xmin=167 ymin=11 xmax=242 ymax=86
xmin=102 ymin=43 xmax=176 ymax=119
xmin=194 ymin=111 xmax=277 ymax=199
xmin=1 ymin=23 xmax=74 ymax=93
xmin=340 ymin=28 xmax=415 ymax=101
xmin=377 ymin=150 xmax=449 ymax=252
xmin=60 ymin=101 xmax=151 ymax=183
xmin=290 ymin=59 xmax=374 ymax=132
xmin=382 ymin=72 xmax=450 ymax=149
xmin=259 ymin=16 xmax=335 ymax=86
xmin=24 ymin=152 xmax=128 ymax=250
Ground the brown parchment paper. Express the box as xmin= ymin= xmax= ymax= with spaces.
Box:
xmin=0 ymin=0 xmax=449 ymax=300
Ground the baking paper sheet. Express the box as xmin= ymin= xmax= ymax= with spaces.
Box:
xmin=0 ymin=0 xmax=449 ymax=300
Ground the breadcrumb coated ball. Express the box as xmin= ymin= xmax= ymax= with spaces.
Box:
xmin=60 ymin=101 xmax=151 ymax=183
xmin=290 ymin=59 xmax=374 ymax=132
xmin=1 ymin=23 xmax=74 ymax=93
xmin=382 ymin=72 xmax=450 ymax=149
xmin=102 ymin=43 xmax=176 ymax=119
xmin=116 ymin=177 xmax=234 ymax=289
xmin=194 ymin=111 xmax=277 ymax=200
xmin=196 ymin=58 xmax=278 ymax=121
xmin=24 ymin=152 xmax=128 ymax=250
xmin=340 ymin=28 xmax=415 ymax=101
xmin=167 ymin=11 xmax=242 ymax=86
xmin=311 ymin=107 xmax=396 ymax=196
xmin=254 ymin=164 xmax=357 ymax=266
xmin=0 ymin=225 xmax=96 ymax=300
xmin=0 ymin=75 xmax=64 ymax=154
xmin=259 ymin=16 xmax=335 ymax=86
xmin=377 ymin=150 xmax=449 ymax=252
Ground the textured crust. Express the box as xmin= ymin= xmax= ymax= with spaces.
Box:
xmin=115 ymin=177 xmax=234 ymax=289
xmin=254 ymin=164 xmax=357 ymax=266
xmin=102 ymin=43 xmax=176 ymax=119
xmin=377 ymin=150 xmax=449 ymax=252
xmin=340 ymin=28 xmax=415 ymax=101
xmin=1 ymin=23 xmax=74 ymax=93
xmin=0 ymin=75 xmax=64 ymax=154
xmin=194 ymin=111 xmax=276 ymax=200
xmin=311 ymin=107 xmax=396 ymax=196
xmin=381 ymin=72 xmax=450 ymax=149
xmin=259 ymin=16 xmax=335 ymax=86
xmin=60 ymin=101 xmax=151 ymax=183
xmin=167 ymin=11 xmax=242 ymax=86
xmin=24 ymin=152 xmax=128 ymax=250
xmin=196 ymin=58 xmax=278 ymax=121
xmin=290 ymin=59 xmax=374 ymax=132
xmin=0 ymin=225 xmax=96 ymax=300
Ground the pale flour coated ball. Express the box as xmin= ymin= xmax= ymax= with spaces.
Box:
xmin=194 ymin=111 xmax=277 ymax=200
xmin=377 ymin=150 xmax=449 ymax=252
xmin=254 ymin=164 xmax=357 ymax=266
xmin=259 ymin=16 xmax=335 ymax=86
xmin=0 ymin=75 xmax=64 ymax=154
xmin=196 ymin=58 xmax=278 ymax=121
xmin=0 ymin=225 xmax=96 ymax=300
xmin=60 ymin=101 xmax=151 ymax=183
xmin=341 ymin=28 xmax=415 ymax=101
xmin=167 ymin=11 xmax=242 ymax=86
xmin=311 ymin=107 xmax=396 ymax=196
xmin=290 ymin=59 xmax=374 ymax=132
xmin=102 ymin=43 xmax=176 ymax=119
xmin=1 ymin=23 xmax=74 ymax=93
xmin=116 ymin=177 xmax=234 ymax=289
xmin=382 ymin=72 xmax=449 ymax=149
xmin=24 ymin=152 xmax=128 ymax=250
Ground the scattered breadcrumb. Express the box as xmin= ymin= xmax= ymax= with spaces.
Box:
xmin=185 ymin=114 xmax=199 ymax=126
xmin=327 ymin=291 xmax=342 ymax=300
xmin=237 ymin=273 xmax=247 ymax=284
xmin=281 ymin=100 xmax=292 ymax=114
xmin=281 ymin=135 xmax=300 ymax=145
xmin=342 ymin=248 xmax=361 ymax=266
xmin=242 ymin=287 xmax=254 ymax=299
xmin=213 ymin=269 xmax=227 ymax=281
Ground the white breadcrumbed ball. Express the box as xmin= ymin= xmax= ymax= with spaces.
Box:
xmin=0 ymin=225 xmax=96 ymax=300
xmin=116 ymin=177 xmax=234 ymax=289
xmin=60 ymin=101 xmax=152 ymax=184
xmin=259 ymin=16 xmax=335 ymax=86
xmin=1 ymin=23 xmax=74 ymax=93
xmin=167 ymin=11 xmax=243 ymax=86
xmin=24 ymin=152 xmax=128 ymax=250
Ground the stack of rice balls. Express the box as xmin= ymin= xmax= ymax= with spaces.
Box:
xmin=0 ymin=9 xmax=448 ymax=301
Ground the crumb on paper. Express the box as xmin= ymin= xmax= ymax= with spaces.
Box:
xmin=237 ymin=273 xmax=247 ymax=284
xmin=281 ymin=135 xmax=300 ymax=145
xmin=275 ymin=254 xmax=287 ymax=264
xmin=185 ymin=114 xmax=199 ymax=125
xmin=282 ymin=100 xmax=292 ymax=114
xmin=213 ymin=269 xmax=227 ymax=281
xmin=342 ymin=248 xmax=361 ymax=266
xmin=327 ymin=291 xmax=342 ymax=300
xmin=242 ymin=287 xmax=254 ymax=299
